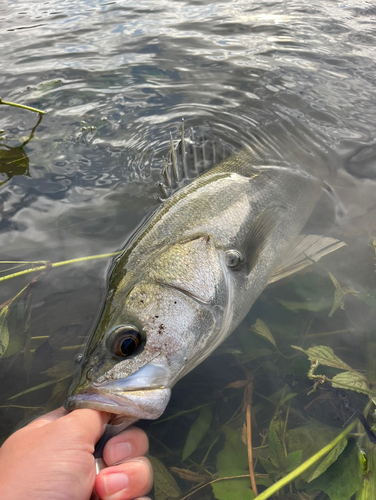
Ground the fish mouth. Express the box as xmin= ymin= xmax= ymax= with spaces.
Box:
xmin=65 ymin=361 xmax=172 ymax=418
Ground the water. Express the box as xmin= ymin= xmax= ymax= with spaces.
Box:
xmin=1 ymin=0 xmax=376 ymax=498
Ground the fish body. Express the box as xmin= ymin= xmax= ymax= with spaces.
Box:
xmin=65 ymin=148 xmax=323 ymax=421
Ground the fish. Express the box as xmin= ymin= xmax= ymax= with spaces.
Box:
xmin=65 ymin=121 xmax=345 ymax=430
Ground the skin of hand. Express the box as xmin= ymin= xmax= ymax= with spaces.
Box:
xmin=0 ymin=407 xmax=153 ymax=500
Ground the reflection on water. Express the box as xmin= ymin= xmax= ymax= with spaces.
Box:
xmin=1 ymin=0 xmax=376 ymax=498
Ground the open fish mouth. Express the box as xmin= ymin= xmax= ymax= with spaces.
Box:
xmin=65 ymin=361 xmax=172 ymax=417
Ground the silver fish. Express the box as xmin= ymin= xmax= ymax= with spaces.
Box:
xmin=65 ymin=125 xmax=344 ymax=428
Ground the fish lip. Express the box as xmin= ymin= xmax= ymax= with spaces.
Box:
xmin=65 ymin=359 xmax=172 ymax=417
xmin=65 ymin=386 xmax=171 ymax=417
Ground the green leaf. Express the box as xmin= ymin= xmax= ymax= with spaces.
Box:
xmin=328 ymin=272 xmax=359 ymax=318
xmin=250 ymin=319 xmax=277 ymax=348
xmin=285 ymin=449 xmax=302 ymax=473
xmin=212 ymin=471 xmax=255 ymax=500
xmin=331 ymin=371 xmax=371 ymax=396
xmin=213 ymin=426 xmax=253 ymax=500
xmin=278 ymin=297 xmax=332 ymax=312
xmin=307 ymin=437 xmax=347 ymax=482
xmin=306 ymin=440 xmax=361 ymax=500
xmin=259 ymin=457 xmax=279 ymax=475
xmin=148 ymin=456 xmax=181 ymax=500
xmin=291 ymin=345 xmax=352 ymax=370
xmin=182 ymin=403 xmax=213 ymax=460
xmin=287 ymin=422 xmax=342 ymax=481
xmin=217 ymin=426 xmax=248 ymax=472
xmin=0 ymin=305 xmax=9 ymax=358
xmin=268 ymin=421 xmax=285 ymax=470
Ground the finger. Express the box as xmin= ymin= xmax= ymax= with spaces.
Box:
xmin=95 ymin=457 xmax=153 ymax=500
xmin=60 ymin=409 xmax=111 ymax=446
xmin=27 ymin=407 xmax=68 ymax=429
xmin=103 ymin=427 xmax=149 ymax=466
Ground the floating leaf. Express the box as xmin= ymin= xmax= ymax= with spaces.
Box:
xmin=291 ymin=345 xmax=352 ymax=371
xmin=307 ymin=437 xmax=347 ymax=482
xmin=250 ymin=319 xmax=277 ymax=348
xmin=331 ymin=371 xmax=371 ymax=396
xmin=306 ymin=440 xmax=361 ymax=500
xmin=182 ymin=403 xmax=213 ymax=461
xmin=0 ymin=305 xmax=9 ymax=358
xmin=148 ymin=456 xmax=181 ymax=500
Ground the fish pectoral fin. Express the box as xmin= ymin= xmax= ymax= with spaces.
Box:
xmin=243 ymin=204 xmax=282 ymax=272
xmin=269 ymin=234 xmax=346 ymax=283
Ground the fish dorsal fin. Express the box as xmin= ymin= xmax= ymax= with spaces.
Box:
xmin=242 ymin=205 xmax=281 ymax=272
xmin=269 ymin=234 xmax=346 ymax=283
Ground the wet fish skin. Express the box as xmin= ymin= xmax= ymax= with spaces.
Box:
xmin=65 ymin=149 xmax=322 ymax=420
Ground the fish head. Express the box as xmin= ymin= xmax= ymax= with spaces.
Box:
xmin=65 ymin=235 xmax=229 ymax=418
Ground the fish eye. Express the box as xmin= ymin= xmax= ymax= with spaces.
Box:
xmin=110 ymin=325 xmax=143 ymax=358
xmin=225 ymin=249 xmax=244 ymax=269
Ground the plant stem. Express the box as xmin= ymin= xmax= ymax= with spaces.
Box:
xmin=247 ymin=403 xmax=258 ymax=496
xmin=0 ymin=97 xmax=45 ymax=114
xmin=0 ymin=252 xmax=122 ymax=283
xmin=253 ymin=421 xmax=357 ymax=500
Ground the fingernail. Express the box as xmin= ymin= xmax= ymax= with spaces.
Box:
xmin=102 ymin=472 xmax=129 ymax=495
xmin=110 ymin=441 xmax=132 ymax=464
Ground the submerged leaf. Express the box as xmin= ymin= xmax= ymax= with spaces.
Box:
xmin=331 ymin=371 xmax=371 ymax=395
xmin=211 ymin=425 xmax=254 ymax=500
xmin=0 ymin=305 xmax=9 ymax=358
xmin=213 ymin=426 xmax=253 ymax=500
xmin=216 ymin=426 xmax=248 ymax=472
xmin=212 ymin=473 xmax=255 ymax=500
xmin=307 ymin=437 xmax=347 ymax=482
xmin=328 ymin=272 xmax=359 ymax=318
xmin=268 ymin=422 xmax=285 ymax=470
xmin=306 ymin=440 xmax=361 ymax=500
xmin=291 ymin=345 xmax=352 ymax=371
xmin=287 ymin=422 xmax=342 ymax=481
xmin=250 ymin=319 xmax=277 ymax=348
xmin=285 ymin=449 xmax=302 ymax=473
xmin=278 ymin=297 xmax=332 ymax=312
xmin=182 ymin=404 xmax=213 ymax=461
xmin=8 ymin=375 xmax=71 ymax=400
xmin=148 ymin=456 xmax=181 ymax=500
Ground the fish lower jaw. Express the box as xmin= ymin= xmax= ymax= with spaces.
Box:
xmin=65 ymin=387 xmax=171 ymax=418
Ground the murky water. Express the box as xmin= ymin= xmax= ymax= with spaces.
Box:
xmin=1 ymin=0 xmax=376 ymax=498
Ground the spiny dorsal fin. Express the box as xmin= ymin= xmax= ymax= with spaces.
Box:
xmin=159 ymin=119 xmax=233 ymax=198
xmin=243 ymin=205 xmax=281 ymax=272
xmin=269 ymin=234 xmax=346 ymax=283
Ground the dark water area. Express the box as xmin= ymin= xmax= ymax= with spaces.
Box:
xmin=1 ymin=1 xmax=376 ymax=499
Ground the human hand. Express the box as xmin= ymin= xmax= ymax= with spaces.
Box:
xmin=0 ymin=407 xmax=153 ymax=500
